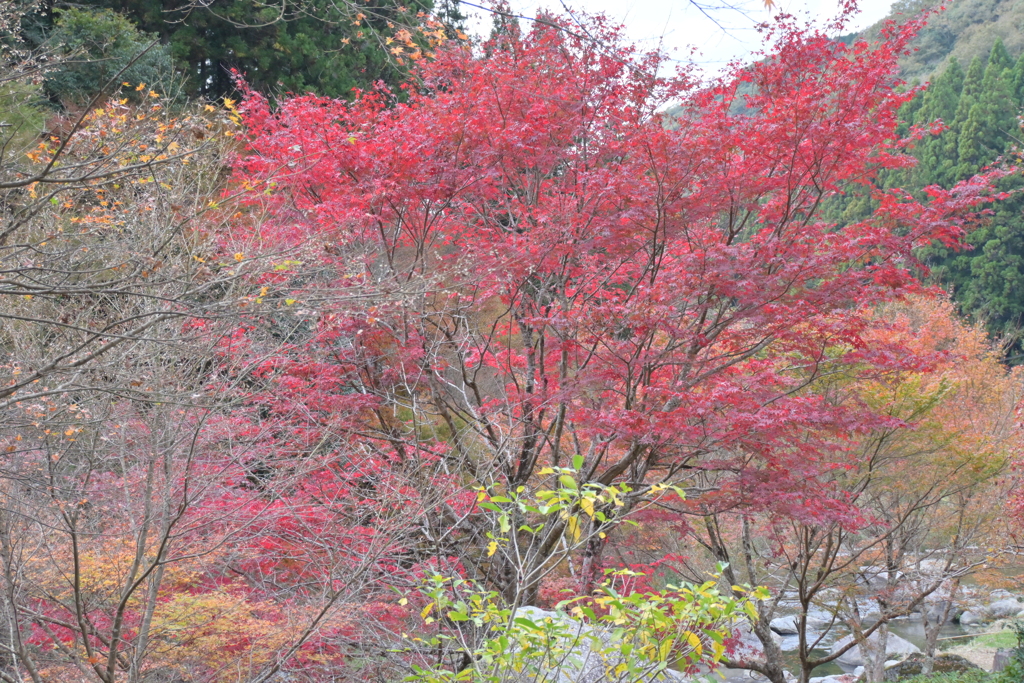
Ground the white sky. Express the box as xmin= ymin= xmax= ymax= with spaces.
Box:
xmin=462 ymin=0 xmax=899 ymax=74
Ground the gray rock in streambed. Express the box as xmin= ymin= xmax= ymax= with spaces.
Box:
xmin=508 ymin=606 xmax=694 ymax=682
xmin=829 ymin=632 xmax=920 ymax=668
xmin=958 ymin=609 xmax=984 ymax=625
xmin=988 ymin=598 xmax=1024 ymax=620
xmin=808 ymin=675 xmax=858 ymax=683
xmin=769 ymin=614 xmax=835 ymax=636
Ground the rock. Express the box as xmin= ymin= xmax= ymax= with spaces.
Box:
xmin=806 ymin=613 xmax=835 ymax=631
xmin=730 ymin=623 xmax=782 ymax=662
xmin=773 ymin=609 xmax=835 ymax=633
xmin=994 ymin=649 xmax=1013 ymax=673
xmin=923 ymin=596 xmax=956 ymax=624
xmin=988 ymin=598 xmax=1023 ymax=620
xmin=830 ymin=632 xmax=920 ymax=669
xmin=771 ymin=616 xmax=800 ymax=635
xmin=853 ymin=666 xmax=864 ymax=677
xmin=779 ymin=635 xmax=801 ymax=652
xmin=857 ymin=567 xmax=904 ymax=591
xmin=959 ymin=610 xmax=984 ymax=626
xmin=881 ymin=652 xmax=981 ymax=681
xmin=807 ymin=676 xmax=857 ymax=683
xmin=510 ymin=606 xmax=693 ymax=682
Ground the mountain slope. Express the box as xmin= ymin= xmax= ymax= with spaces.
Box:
xmin=864 ymin=0 xmax=1024 ymax=81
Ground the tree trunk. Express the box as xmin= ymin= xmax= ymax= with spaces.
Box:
xmin=921 ymin=579 xmax=959 ymax=675
xmin=862 ymin=623 xmax=889 ymax=683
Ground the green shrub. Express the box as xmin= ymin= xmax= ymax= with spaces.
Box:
xmin=0 ymin=79 xmax=45 ymax=151
xmin=44 ymin=8 xmax=176 ymax=105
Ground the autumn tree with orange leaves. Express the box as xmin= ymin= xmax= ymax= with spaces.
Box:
xmin=676 ymin=296 xmax=1021 ymax=683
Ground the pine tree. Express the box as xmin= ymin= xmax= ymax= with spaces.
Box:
xmin=912 ymin=57 xmax=964 ymax=188
xmin=922 ymin=45 xmax=1024 ymax=355
xmin=988 ymin=37 xmax=1014 ymax=73
xmin=940 ymin=55 xmax=985 ymax=185
xmin=76 ymin=0 xmax=445 ymax=99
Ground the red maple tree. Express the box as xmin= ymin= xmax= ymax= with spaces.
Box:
xmin=226 ymin=4 xmax=998 ymax=605
xmin=7 ymin=8 xmax=1005 ymax=683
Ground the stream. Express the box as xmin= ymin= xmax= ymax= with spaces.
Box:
xmin=717 ymin=615 xmax=975 ymax=681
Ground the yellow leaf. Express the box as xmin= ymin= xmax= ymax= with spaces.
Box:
xmin=580 ymin=498 xmax=595 ymax=518
xmin=234 ymin=253 xmax=244 ymax=262
xmin=566 ymin=515 xmax=581 ymax=543
xmin=686 ymin=630 xmax=702 ymax=657
xmin=487 ymin=541 xmax=498 ymax=557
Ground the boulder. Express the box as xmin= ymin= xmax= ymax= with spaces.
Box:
xmin=988 ymin=598 xmax=1023 ymax=620
xmin=857 ymin=567 xmax=903 ymax=591
xmin=922 ymin=596 xmax=956 ymax=624
xmin=881 ymin=652 xmax=981 ymax=681
xmin=829 ymin=632 xmax=920 ymax=669
xmin=779 ymin=635 xmax=801 ymax=652
xmin=511 ymin=606 xmax=692 ymax=682
xmin=770 ymin=613 xmax=835 ymax=635
xmin=770 ymin=616 xmax=799 ymax=635
xmin=730 ymin=623 xmax=783 ymax=663
xmin=805 ymin=611 xmax=836 ymax=631
xmin=958 ymin=610 xmax=984 ymax=626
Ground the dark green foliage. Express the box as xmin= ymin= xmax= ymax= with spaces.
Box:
xmin=72 ymin=0 xmax=445 ymax=99
xmin=831 ymin=36 xmax=1024 ymax=357
xmin=44 ymin=7 xmax=175 ymax=105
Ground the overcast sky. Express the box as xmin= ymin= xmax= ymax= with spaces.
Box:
xmin=462 ymin=0 xmax=899 ymax=74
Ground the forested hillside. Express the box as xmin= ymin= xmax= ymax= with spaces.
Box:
xmin=865 ymin=0 xmax=1024 ymax=82
xmin=830 ymin=23 xmax=1024 ymax=355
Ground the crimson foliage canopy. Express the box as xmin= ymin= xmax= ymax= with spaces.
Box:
xmin=226 ymin=10 xmax=994 ymax=612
